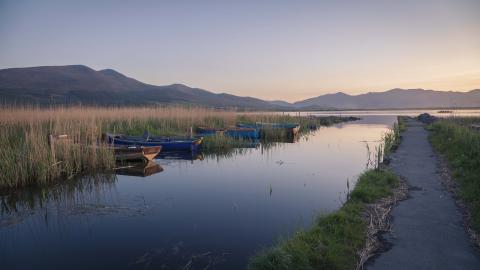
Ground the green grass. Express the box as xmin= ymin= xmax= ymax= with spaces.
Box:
xmin=248 ymin=169 xmax=399 ymax=270
xmin=397 ymin=116 xmax=407 ymax=133
xmin=383 ymin=116 xmax=405 ymax=158
xmin=428 ymin=118 xmax=480 ymax=231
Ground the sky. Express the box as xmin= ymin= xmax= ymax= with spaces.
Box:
xmin=1 ymin=0 xmax=479 ymax=102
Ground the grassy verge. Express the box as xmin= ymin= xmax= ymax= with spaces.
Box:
xmin=384 ymin=116 xmax=405 ymax=156
xmin=248 ymin=169 xmax=399 ymax=270
xmin=0 ymin=106 xmax=356 ymax=190
xmin=397 ymin=116 xmax=407 ymax=133
xmin=428 ymin=118 xmax=480 ymax=231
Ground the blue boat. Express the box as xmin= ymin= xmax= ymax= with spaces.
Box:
xmin=196 ymin=127 xmax=224 ymax=137
xmin=237 ymin=122 xmax=299 ymax=129
xmin=196 ymin=126 xmax=260 ymax=139
xmin=224 ymin=127 xmax=260 ymax=139
xmin=105 ymin=133 xmax=203 ymax=152
xmin=237 ymin=122 xmax=301 ymax=137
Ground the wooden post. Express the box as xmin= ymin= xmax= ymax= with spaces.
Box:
xmin=48 ymin=134 xmax=56 ymax=162
xmin=190 ymin=126 xmax=193 ymax=138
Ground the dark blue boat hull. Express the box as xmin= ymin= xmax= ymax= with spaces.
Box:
xmin=224 ymin=128 xmax=259 ymax=139
xmin=108 ymin=136 xmax=202 ymax=152
xmin=196 ymin=127 xmax=260 ymax=139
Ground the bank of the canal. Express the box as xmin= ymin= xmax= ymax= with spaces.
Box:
xmin=367 ymin=118 xmax=480 ymax=270
xmin=248 ymin=119 xmax=405 ymax=270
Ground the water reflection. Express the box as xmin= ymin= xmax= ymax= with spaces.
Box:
xmin=0 ymin=115 xmax=396 ymax=270
xmin=157 ymin=151 xmax=205 ymax=161
xmin=115 ymin=161 xmax=164 ymax=177
xmin=1 ymin=175 xmax=120 ymax=227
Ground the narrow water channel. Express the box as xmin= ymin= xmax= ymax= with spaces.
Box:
xmin=0 ymin=115 xmax=397 ymax=269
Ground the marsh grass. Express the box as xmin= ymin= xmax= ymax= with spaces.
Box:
xmin=383 ymin=116 xmax=405 ymax=158
xmin=0 ymin=106 xmax=235 ymax=189
xmin=366 ymin=117 xmax=403 ymax=170
xmin=248 ymin=170 xmax=398 ymax=270
xmin=0 ymin=106 xmax=355 ymax=189
xmin=201 ymin=134 xmax=256 ymax=155
xmin=429 ymin=118 xmax=480 ymax=230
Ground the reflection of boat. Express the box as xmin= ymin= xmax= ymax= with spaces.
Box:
xmin=114 ymin=146 xmax=162 ymax=162
xmin=105 ymin=133 xmax=203 ymax=152
xmin=197 ymin=126 xmax=260 ymax=139
xmin=157 ymin=151 xmax=204 ymax=161
xmin=115 ymin=161 xmax=164 ymax=177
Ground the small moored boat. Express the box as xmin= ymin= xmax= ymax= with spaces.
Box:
xmin=196 ymin=126 xmax=260 ymax=139
xmin=237 ymin=122 xmax=300 ymax=137
xmin=196 ymin=127 xmax=224 ymax=136
xmin=224 ymin=127 xmax=260 ymax=139
xmin=114 ymin=146 xmax=162 ymax=162
xmin=105 ymin=133 xmax=203 ymax=152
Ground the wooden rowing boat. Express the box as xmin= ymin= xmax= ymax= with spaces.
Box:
xmin=114 ymin=146 xmax=162 ymax=162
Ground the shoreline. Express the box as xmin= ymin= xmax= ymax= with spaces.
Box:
xmin=248 ymin=119 xmax=403 ymax=270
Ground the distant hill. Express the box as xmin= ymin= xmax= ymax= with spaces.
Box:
xmin=0 ymin=65 xmax=479 ymax=109
xmin=0 ymin=65 xmax=285 ymax=109
xmin=294 ymin=88 xmax=480 ymax=109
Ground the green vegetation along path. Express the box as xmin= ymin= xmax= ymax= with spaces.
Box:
xmin=367 ymin=118 xmax=480 ymax=269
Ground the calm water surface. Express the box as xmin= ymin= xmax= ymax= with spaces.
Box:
xmin=1 ymin=116 xmax=397 ymax=269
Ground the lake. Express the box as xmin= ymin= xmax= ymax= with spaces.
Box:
xmin=0 ymin=114 xmax=415 ymax=269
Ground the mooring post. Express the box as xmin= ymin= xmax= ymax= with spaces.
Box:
xmin=48 ymin=134 xmax=56 ymax=162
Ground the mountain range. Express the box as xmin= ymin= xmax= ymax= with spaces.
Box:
xmin=0 ymin=65 xmax=479 ymax=110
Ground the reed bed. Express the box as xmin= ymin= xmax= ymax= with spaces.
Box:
xmin=0 ymin=106 xmax=355 ymax=190
xmin=0 ymin=106 xmax=234 ymax=189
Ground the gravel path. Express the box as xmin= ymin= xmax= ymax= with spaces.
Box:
xmin=367 ymin=118 xmax=480 ymax=270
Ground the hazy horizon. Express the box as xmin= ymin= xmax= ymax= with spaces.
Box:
xmin=1 ymin=0 xmax=479 ymax=102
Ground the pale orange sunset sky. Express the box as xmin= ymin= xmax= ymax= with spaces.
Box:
xmin=1 ymin=0 xmax=479 ymax=102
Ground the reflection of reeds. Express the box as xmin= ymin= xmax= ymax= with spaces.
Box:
xmin=1 ymin=174 xmax=117 ymax=217
xmin=0 ymin=106 xmax=356 ymax=189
